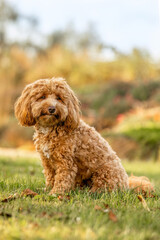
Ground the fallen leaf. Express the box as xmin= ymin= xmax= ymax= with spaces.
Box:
xmin=41 ymin=211 xmax=47 ymax=217
xmin=0 ymin=212 xmax=12 ymax=218
xmin=104 ymin=203 xmax=109 ymax=209
xmin=108 ymin=210 xmax=118 ymax=222
xmin=58 ymin=195 xmax=64 ymax=201
xmin=57 ymin=195 xmax=70 ymax=201
xmin=21 ymin=189 xmax=38 ymax=198
xmin=18 ymin=207 xmax=23 ymax=212
xmin=143 ymin=191 xmax=155 ymax=198
xmin=65 ymin=195 xmax=71 ymax=200
xmin=94 ymin=204 xmax=118 ymax=222
xmin=30 ymin=170 xmax=35 ymax=175
xmin=138 ymin=195 xmax=150 ymax=212
xmin=30 ymin=223 xmax=39 ymax=228
xmin=94 ymin=205 xmax=109 ymax=213
xmin=1 ymin=193 xmax=20 ymax=202
xmin=94 ymin=205 xmax=102 ymax=211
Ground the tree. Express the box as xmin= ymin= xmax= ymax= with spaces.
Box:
xmin=0 ymin=0 xmax=38 ymax=52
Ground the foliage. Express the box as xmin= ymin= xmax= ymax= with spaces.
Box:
xmin=83 ymin=80 xmax=160 ymax=130
xmin=48 ymin=23 xmax=101 ymax=51
xmin=131 ymin=81 xmax=160 ymax=101
xmin=0 ymin=156 xmax=160 ymax=240
xmin=122 ymin=125 xmax=160 ymax=160
xmin=123 ymin=126 xmax=160 ymax=148
xmin=0 ymin=47 xmax=31 ymax=122
xmin=107 ymin=108 xmax=160 ymax=160
xmin=0 ymin=118 xmax=34 ymax=148
xmin=91 ymin=81 xmax=133 ymax=120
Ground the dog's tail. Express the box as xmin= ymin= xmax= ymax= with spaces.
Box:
xmin=128 ymin=174 xmax=155 ymax=196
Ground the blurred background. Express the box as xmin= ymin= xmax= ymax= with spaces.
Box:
xmin=0 ymin=0 xmax=160 ymax=161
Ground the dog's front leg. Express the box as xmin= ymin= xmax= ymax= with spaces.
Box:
xmin=39 ymin=154 xmax=55 ymax=189
xmin=50 ymin=160 xmax=78 ymax=194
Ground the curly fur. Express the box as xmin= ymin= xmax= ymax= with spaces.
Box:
xmin=15 ymin=77 xmax=129 ymax=194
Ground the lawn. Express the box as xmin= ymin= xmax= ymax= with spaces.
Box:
xmin=0 ymin=155 xmax=160 ymax=240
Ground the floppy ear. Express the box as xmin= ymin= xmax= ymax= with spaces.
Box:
xmin=14 ymin=84 xmax=35 ymax=126
xmin=65 ymin=87 xmax=80 ymax=130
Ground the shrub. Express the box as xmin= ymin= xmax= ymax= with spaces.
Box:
xmin=91 ymin=81 xmax=133 ymax=119
xmin=123 ymin=126 xmax=160 ymax=160
xmin=131 ymin=81 xmax=160 ymax=101
xmin=103 ymin=100 xmax=132 ymax=118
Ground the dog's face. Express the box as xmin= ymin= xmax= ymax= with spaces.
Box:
xmin=31 ymin=88 xmax=68 ymax=127
xmin=15 ymin=78 xmax=80 ymax=129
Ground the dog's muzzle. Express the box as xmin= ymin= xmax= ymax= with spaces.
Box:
xmin=48 ymin=106 xmax=56 ymax=114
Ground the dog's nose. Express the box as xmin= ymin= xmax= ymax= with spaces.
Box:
xmin=48 ymin=106 xmax=55 ymax=114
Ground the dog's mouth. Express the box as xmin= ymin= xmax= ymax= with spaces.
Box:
xmin=40 ymin=112 xmax=59 ymax=119
xmin=54 ymin=114 xmax=59 ymax=119
xmin=41 ymin=112 xmax=47 ymax=116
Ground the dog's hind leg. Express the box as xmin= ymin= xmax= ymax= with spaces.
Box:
xmin=91 ymin=164 xmax=128 ymax=192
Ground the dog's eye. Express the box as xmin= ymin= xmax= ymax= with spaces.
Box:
xmin=38 ymin=95 xmax=46 ymax=100
xmin=56 ymin=96 xmax=61 ymax=101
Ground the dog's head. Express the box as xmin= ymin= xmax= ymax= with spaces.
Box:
xmin=15 ymin=78 xmax=80 ymax=130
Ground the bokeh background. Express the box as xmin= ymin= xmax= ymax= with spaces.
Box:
xmin=1 ymin=0 xmax=160 ymax=161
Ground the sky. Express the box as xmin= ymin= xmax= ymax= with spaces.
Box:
xmin=8 ymin=0 xmax=160 ymax=59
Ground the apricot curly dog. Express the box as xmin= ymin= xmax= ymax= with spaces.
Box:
xmin=15 ymin=77 xmax=129 ymax=194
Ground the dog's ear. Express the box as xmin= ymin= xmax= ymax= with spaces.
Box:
xmin=65 ymin=87 xmax=80 ymax=130
xmin=14 ymin=84 xmax=35 ymax=126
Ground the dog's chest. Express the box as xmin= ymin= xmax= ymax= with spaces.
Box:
xmin=34 ymin=132 xmax=56 ymax=160
xmin=41 ymin=143 xmax=50 ymax=159
xmin=35 ymin=138 xmax=51 ymax=159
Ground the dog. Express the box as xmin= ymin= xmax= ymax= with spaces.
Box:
xmin=15 ymin=77 xmax=129 ymax=194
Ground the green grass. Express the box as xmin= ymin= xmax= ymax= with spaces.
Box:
xmin=0 ymin=156 xmax=160 ymax=240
